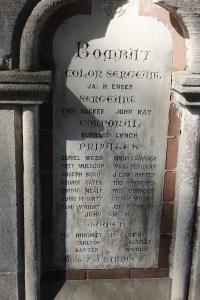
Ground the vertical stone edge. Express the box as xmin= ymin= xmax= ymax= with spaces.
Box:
xmin=14 ymin=106 xmax=25 ymax=299
xmin=23 ymin=106 xmax=41 ymax=300
xmin=188 ymin=184 xmax=200 ymax=299
xmin=170 ymin=106 xmax=200 ymax=300
xmin=0 ymin=107 xmax=25 ymax=299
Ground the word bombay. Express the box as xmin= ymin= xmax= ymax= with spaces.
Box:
xmin=76 ymin=41 xmax=151 ymax=61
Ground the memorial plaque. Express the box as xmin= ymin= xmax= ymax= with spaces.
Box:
xmin=53 ymin=1 xmax=173 ymax=269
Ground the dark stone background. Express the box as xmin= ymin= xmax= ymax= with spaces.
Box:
xmin=0 ymin=0 xmax=40 ymax=69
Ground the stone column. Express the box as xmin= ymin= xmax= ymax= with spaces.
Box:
xmin=171 ymin=72 xmax=200 ymax=300
xmin=0 ymin=106 xmax=24 ymax=299
xmin=23 ymin=106 xmax=40 ymax=300
xmin=0 ymin=71 xmax=51 ymax=300
xmin=188 ymin=195 xmax=200 ymax=300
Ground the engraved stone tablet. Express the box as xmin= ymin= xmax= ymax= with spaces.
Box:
xmin=53 ymin=1 xmax=173 ymax=269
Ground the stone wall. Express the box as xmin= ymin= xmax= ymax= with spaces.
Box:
xmin=0 ymin=0 xmax=40 ymax=69
xmin=0 ymin=1 xmax=200 ymax=300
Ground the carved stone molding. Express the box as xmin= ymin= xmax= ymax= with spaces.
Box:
xmin=172 ymin=71 xmax=200 ymax=105
xmin=20 ymin=0 xmax=89 ymax=71
xmin=0 ymin=71 xmax=51 ymax=104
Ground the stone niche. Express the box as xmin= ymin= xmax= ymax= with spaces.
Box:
xmin=52 ymin=0 xmax=174 ymax=270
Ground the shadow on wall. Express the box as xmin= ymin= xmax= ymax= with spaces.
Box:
xmin=11 ymin=0 xmax=41 ymax=69
xmin=39 ymin=1 xmax=129 ymax=300
xmin=39 ymin=0 xmax=130 ymax=69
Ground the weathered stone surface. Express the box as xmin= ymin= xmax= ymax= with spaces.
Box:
xmin=0 ymin=0 xmax=40 ymax=69
xmin=41 ymin=279 xmax=172 ymax=300
xmin=0 ymin=71 xmax=51 ymax=104
xmin=53 ymin=1 xmax=172 ymax=269
xmin=173 ymin=72 xmax=200 ymax=93
xmin=20 ymin=0 xmax=86 ymax=71
xmin=0 ymin=69 xmax=51 ymax=299
xmin=0 ymin=70 xmax=51 ymax=83
xmin=0 ymin=108 xmax=24 ymax=299
xmin=154 ymin=0 xmax=200 ymax=73
xmin=0 ymin=0 xmax=26 ymax=68
xmin=173 ymin=72 xmax=200 ymax=87
xmin=23 ymin=106 xmax=41 ymax=300
xmin=170 ymin=67 xmax=200 ymax=300
xmin=188 ymin=204 xmax=200 ymax=300
xmin=170 ymin=70 xmax=200 ymax=300
xmin=172 ymin=72 xmax=200 ymax=105
xmin=170 ymin=104 xmax=200 ymax=300
xmin=0 ymin=273 xmax=24 ymax=300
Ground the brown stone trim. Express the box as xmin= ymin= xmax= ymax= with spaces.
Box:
xmin=87 ymin=269 xmax=130 ymax=280
xmin=163 ymin=171 xmax=176 ymax=202
xmin=161 ymin=203 xmax=174 ymax=234
xmin=166 ymin=137 xmax=179 ymax=170
xmin=130 ymin=268 xmax=169 ymax=278
xmin=42 ymin=268 xmax=169 ymax=280
xmin=66 ymin=269 xmax=87 ymax=280
xmin=140 ymin=1 xmax=186 ymax=71
xmin=168 ymin=103 xmax=181 ymax=137
xmin=158 ymin=235 xmax=172 ymax=268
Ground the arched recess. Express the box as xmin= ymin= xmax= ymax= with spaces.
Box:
xmin=19 ymin=0 xmax=136 ymax=71
xmin=19 ymin=0 xmax=91 ymax=71
xmin=19 ymin=0 xmax=200 ymax=72
xmin=18 ymin=1 xmax=200 ymax=300
xmin=11 ymin=0 xmax=41 ymax=69
xmin=154 ymin=0 xmax=200 ymax=73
